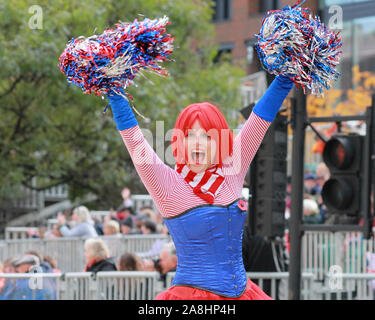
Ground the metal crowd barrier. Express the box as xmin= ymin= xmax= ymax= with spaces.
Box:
xmin=0 ymin=234 xmax=170 ymax=272
xmin=2 ymin=271 xmax=375 ymax=300
xmin=4 ymin=229 xmax=375 ymax=281
xmin=301 ymin=231 xmax=375 ymax=280
xmin=0 ymin=271 xmax=159 ymax=300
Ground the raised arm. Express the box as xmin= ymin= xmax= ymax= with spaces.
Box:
xmin=108 ymin=93 xmax=178 ymax=201
xmin=232 ymin=75 xmax=294 ymax=186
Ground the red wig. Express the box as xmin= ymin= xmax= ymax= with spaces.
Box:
xmin=171 ymin=102 xmax=233 ymax=166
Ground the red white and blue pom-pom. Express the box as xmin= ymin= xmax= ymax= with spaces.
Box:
xmin=254 ymin=0 xmax=342 ymax=95
xmin=58 ymin=16 xmax=174 ymax=99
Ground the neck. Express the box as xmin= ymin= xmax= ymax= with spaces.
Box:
xmin=187 ymin=163 xmax=215 ymax=174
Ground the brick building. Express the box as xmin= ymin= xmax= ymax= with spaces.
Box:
xmin=212 ymin=0 xmax=319 ymax=75
xmin=212 ymin=0 xmax=375 ymax=90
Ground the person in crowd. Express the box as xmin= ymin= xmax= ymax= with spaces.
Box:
xmin=51 ymin=224 xmax=63 ymax=237
xmin=116 ymin=205 xmax=134 ymax=222
xmin=118 ymin=253 xmax=143 ymax=271
xmin=142 ymin=242 xmax=177 ymax=288
xmin=303 ymin=198 xmax=322 ymax=224
xmin=0 ymin=255 xmax=56 ymax=300
xmin=103 ymin=220 xmax=121 ymax=237
xmin=117 ymin=252 xmax=147 ymax=299
xmin=116 ymin=188 xmax=135 ymax=221
xmin=119 ymin=187 xmax=134 ymax=210
xmin=140 ymin=219 xmax=158 ymax=235
xmin=92 ymin=216 xmax=104 ymax=236
xmin=139 ymin=206 xmax=155 ymax=219
xmin=24 ymin=250 xmax=51 ymax=273
xmin=57 ymin=206 xmax=98 ymax=238
xmin=83 ymin=238 xmax=117 ymax=273
xmin=43 ymin=256 xmax=61 ymax=273
xmin=120 ymin=216 xmax=135 ymax=235
xmin=304 ymin=173 xmax=321 ymax=196
xmin=140 ymin=207 xmax=166 ymax=233
xmin=27 ymin=225 xmax=48 ymax=239
xmin=2 ymin=257 xmax=17 ymax=273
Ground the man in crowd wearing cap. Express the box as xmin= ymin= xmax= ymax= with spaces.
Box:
xmin=120 ymin=216 xmax=135 ymax=235
xmin=0 ymin=254 xmax=56 ymax=300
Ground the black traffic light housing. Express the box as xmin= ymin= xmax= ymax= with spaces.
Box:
xmin=321 ymin=134 xmax=364 ymax=221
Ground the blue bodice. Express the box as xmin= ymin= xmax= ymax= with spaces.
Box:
xmin=163 ymin=199 xmax=248 ymax=298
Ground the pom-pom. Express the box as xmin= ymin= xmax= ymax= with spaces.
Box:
xmin=58 ymin=16 xmax=174 ymax=98
xmin=254 ymin=0 xmax=342 ymax=95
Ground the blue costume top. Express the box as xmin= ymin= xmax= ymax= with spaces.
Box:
xmin=163 ymin=199 xmax=247 ymax=298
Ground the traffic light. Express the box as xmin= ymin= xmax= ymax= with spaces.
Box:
xmin=248 ymin=113 xmax=288 ymax=238
xmin=321 ymin=134 xmax=364 ymax=221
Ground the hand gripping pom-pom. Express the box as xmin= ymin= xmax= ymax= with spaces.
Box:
xmin=254 ymin=0 xmax=342 ymax=95
xmin=58 ymin=16 xmax=174 ymax=99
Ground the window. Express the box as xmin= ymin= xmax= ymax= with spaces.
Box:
xmin=259 ymin=0 xmax=280 ymax=13
xmin=212 ymin=0 xmax=232 ymax=22
xmin=338 ymin=16 xmax=375 ymax=90
xmin=213 ymin=43 xmax=234 ymax=63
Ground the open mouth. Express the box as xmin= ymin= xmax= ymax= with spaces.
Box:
xmin=191 ymin=150 xmax=206 ymax=164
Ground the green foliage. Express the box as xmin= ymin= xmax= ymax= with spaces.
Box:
xmin=0 ymin=0 xmax=244 ymax=209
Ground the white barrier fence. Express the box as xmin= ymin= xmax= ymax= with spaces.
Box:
xmin=2 ymin=230 xmax=375 ymax=278
xmin=301 ymin=231 xmax=375 ymax=280
xmin=2 ymin=271 xmax=375 ymax=300
xmin=0 ymin=235 xmax=170 ymax=272
xmin=0 ymin=271 xmax=159 ymax=300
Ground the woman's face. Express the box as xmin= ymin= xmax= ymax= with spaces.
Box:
xmin=184 ymin=120 xmax=217 ymax=174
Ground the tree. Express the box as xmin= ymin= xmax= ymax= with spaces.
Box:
xmin=0 ymin=0 xmax=244 ymax=211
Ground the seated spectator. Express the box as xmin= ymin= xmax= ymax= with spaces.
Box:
xmin=84 ymin=238 xmax=117 ymax=273
xmin=0 ymin=255 xmax=56 ymax=300
xmin=141 ymin=219 xmax=158 ymax=235
xmin=103 ymin=220 xmax=121 ymax=237
xmin=303 ymin=198 xmax=322 ymax=224
xmin=43 ymin=256 xmax=61 ymax=273
xmin=2 ymin=257 xmax=17 ymax=273
xmin=118 ymin=253 xmax=143 ymax=271
xmin=24 ymin=250 xmax=55 ymax=274
xmin=117 ymin=252 xmax=147 ymax=299
xmin=57 ymin=206 xmax=98 ymax=238
xmin=120 ymin=217 xmax=135 ymax=235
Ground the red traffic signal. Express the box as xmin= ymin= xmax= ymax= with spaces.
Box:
xmin=321 ymin=134 xmax=363 ymax=216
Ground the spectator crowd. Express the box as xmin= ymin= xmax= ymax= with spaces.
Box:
xmin=0 ymin=187 xmax=175 ymax=300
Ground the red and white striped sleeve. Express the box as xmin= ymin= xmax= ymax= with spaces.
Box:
xmin=231 ymin=111 xmax=271 ymax=186
xmin=119 ymin=125 xmax=179 ymax=201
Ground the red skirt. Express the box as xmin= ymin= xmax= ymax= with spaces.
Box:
xmin=155 ymin=278 xmax=273 ymax=300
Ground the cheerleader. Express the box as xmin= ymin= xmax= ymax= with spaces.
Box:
xmin=107 ymin=74 xmax=294 ymax=300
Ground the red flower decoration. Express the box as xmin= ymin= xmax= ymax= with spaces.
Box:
xmin=238 ymin=199 xmax=247 ymax=211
